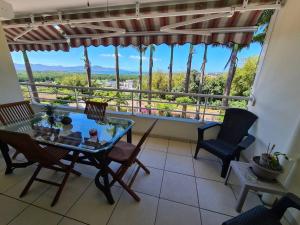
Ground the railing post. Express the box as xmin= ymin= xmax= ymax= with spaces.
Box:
xmin=74 ymin=88 xmax=79 ymax=109
xmin=131 ymin=92 xmax=134 ymax=115
xmin=202 ymin=97 xmax=208 ymax=122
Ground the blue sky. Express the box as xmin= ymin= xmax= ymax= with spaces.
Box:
xmin=10 ymin=42 xmax=262 ymax=73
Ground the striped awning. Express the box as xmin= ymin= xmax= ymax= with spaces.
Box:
xmin=2 ymin=0 xmax=279 ymax=52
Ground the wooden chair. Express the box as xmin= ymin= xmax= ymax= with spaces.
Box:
xmin=107 ymin=119 xmax=158 ymax=201
xmin=84 ymin=100 xmax=108 ymax=121
xmin=0 ymin=130 xmax=81 ymax=206
xmin=0 ymin=101 xmax=34 ymax=125
xmin=0 ymin=101 xmax=35 ymax=159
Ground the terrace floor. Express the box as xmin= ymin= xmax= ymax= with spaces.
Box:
xmin=0 ymin=136 xmax=291 ymax=225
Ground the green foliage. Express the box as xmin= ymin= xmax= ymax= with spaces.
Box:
xmin=231 ymin=57 xmax=258 ymax=96
xmin=176 ymin=96 xmax=194 ymax=104
xmin=202 ymin=75 xmax=226 ymax=95
xmin=156 ymin=103 xmax=175 ymax=117
xmin=58 ymin=75 xmax=87 ymax=86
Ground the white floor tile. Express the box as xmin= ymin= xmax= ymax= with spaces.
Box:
xmin=139 ymin=149 xmax=166 ymax=169
xmin=58 ymin=217 xmax=86 ymax=225
xmin=165 ymin=154 xmax=194 ymax=176
xmin=0 ymin=165 xmax=35 ymax=193
xmin=196 ymin=178 xmax=238 ymax=216
xmin=155 ymin=199 xmax=201 ymax=225
xmin=131 ymin=167 xmax=163 ymax=197
xmin=193 ymin=158 xmax=223 ymax=181
xmin=9 ymin=205 xmax=62 ymax=225
xmin=67 ymin=185 xmax=122 ymax=225
xmin=200 ymin=209 xmax=232 ymax=225
xmin=168 ymin=141 xmax=192 ymax=156
xmin=0 ymin=195 xmax=28 ymax=225
xmin=33 ymin=175 xmax=92 ymax=214
xmin=145 ymin=137 xmax=168 ymax=152
xmin=108 ymin=192 xmax=158 ymax=225
xmin=160 ymin=171 xmax=198 ymax=207
xmin=192 ymin=146 xmax=220 ymax=161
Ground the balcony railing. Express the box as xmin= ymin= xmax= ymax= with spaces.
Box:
xmin=20 ymin=82 xmax=251 ymax=122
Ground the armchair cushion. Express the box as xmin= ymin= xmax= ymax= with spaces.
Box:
xmin=223 ymin=206 xmax=281 ymax=225
xmin=200 ymin=139 xmax=237 ymax=159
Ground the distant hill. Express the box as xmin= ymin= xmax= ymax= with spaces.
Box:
xmin=14 ymin=63 xmax=137 ymax=76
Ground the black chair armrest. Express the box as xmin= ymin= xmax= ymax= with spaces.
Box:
xmin=238 ymin=134 xmax=255 ymax=149
xmin=198 ymin=122 xmax=221 ymax=133
xmin=271 ymin=193 xmax=300 ymax=219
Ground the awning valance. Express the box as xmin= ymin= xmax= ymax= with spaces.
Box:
xmin=2 ymin=0 xmax=280 ymax=52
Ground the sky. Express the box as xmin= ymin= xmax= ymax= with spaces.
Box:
xmin=10 ymin=42 xmax=262 ymax=74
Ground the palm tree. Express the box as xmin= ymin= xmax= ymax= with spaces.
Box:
xmin=252 ymin=10 xmax=274 ymax=45
xmin=182 ymin=44 xmax=194 ymax=117
xmin=195 ymin=44 xmax=208 ymax=120
xmin=168 ymin=44 xmax=174 ymax=92
xmin=22 ymin=51 xmax=40 ymax=103
xmin=83 ymin=46 xmax=92 ymax=87
xmin=134 ymin=44 xmax=147 ymax=112
xmin=147 ymin=44 xmax=156 ymax=114
xmin=223 ymin=43 xmax=244 ymax=107
xmin=114 ymin=46 xmax=121 ymax=111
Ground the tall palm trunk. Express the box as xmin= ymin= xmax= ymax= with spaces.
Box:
xmin=168 ymin=44 xmax=174 ymax=92
xmin=84 ymin=46 xmax=92 ymax=88
xmin=114 ymin=46 xmax=120 ymax=111
xmin=223 ymin=44 xmax=238 ymax=107
xmin=138 ymin=46 xmax=143 ymax=112
xmin=22 ymin=51 xmax=39 ymax=103
xmin=148 ymin=45 xmax=154 ymax=115
xmin=196 ymin=44 xmax=208 ymax=120
xmin=182 ymin=44 xmax=194 ymax=118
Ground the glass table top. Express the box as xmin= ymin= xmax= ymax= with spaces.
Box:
xmin=0 ymin=111 xmax=134 ymax=153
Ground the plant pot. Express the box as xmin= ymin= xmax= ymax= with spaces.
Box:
xmin=250 ymin=156 xmax=282 ymax=181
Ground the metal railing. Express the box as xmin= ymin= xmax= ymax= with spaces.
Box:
xmin=20 ymin=82 xmax=251 ymax=122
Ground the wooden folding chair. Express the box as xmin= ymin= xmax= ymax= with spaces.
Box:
xmin=84 ymin=100 xmax=108 ymax=121
xmin=107 ymin=119 xmax=158 ymax=201
xmin=0 ymin=130 xmax=81 ymax=206
xmin=0 ymin=101 xmax=35 ymax=159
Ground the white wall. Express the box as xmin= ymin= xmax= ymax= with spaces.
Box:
xmin=248 ymin=0 xmax=300 ymax=223
xmin=0 ymin=23 xmax=23 ymax=104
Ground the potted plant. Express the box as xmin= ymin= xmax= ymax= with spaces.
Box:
xmin=250 ymin=143 xmax=289 ymax=181
xmin=43 ymin=104 xmax=56 ymax=126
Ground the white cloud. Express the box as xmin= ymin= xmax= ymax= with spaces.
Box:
xmin=129 ymin=55 xmax=160 ymax=61
xmin=100 ymin=53 xmax=122 ymax=58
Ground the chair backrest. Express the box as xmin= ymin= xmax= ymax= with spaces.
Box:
xmin=0 ymin=130 xmax=60 ymax=166
xmin=0 ymin=101 xmax=34 ymax=125
xmin=84 ymin=100 xmax=108 ymax=121
xmin=217 ymin=108 xmax=257 ymax=145
xmin=129 ymin=119 xmax=158 ymax=163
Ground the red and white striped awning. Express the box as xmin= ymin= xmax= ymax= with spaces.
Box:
xmin=2 ymin=0 xmax=279 ymax=52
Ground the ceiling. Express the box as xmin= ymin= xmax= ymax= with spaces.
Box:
xmin=6 ymin=0 xmax=211 ymax=16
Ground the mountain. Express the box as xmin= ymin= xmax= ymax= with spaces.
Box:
xmin=14 ymin=63 xmax=137 ymax=75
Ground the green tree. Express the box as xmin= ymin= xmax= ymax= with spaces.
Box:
xmin=59 ymin=75 xmax=87 ymax=87
xmin=232 ymin=56 xmax=259 ymax=96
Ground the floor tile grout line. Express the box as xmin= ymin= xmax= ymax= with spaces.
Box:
xmin=153 ymin=138 xmax=169 ymax=225
xmin=192 ymin=147 xmax=203 ymax=225
xmin=56 ymin=178 xmax=94 ymax=225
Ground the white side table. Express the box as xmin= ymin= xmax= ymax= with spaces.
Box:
xmin=224 ymin=161 xmax=287 ymax=212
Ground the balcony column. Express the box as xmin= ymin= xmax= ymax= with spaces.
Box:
xmin=0 ymin=23 xmax=23 ymax=104
xmin=247 ymin=0 xmax=300 ymax=222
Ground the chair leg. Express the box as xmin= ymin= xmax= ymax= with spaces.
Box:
xmin=221 ymin=160 xmax=230 ymax=178
xmin=51 ymin=152 xmax=79 ymax=207
xmin=194 ymin=142 xmax=201 ymax=159
xmin=20 ymin=164 xmax=42 ymax=198
xmin=135 ymin=158 xmax=150 ymax=174
xmin=12 ymin=150 xmax=20 ymax=160
xmin=108 ymin=167 xmax=140 ymax=201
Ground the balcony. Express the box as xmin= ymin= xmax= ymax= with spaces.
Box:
xmin=0 ymin=0 xmax=300 ymax=225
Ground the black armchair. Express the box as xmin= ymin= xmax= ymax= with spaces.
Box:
xmin=222 ymin=193 xmax=300 ymax=225
xmin=194 ymin=108 xmax=258 ymax=177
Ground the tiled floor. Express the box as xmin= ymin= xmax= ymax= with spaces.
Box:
xmin=0 ymin=136 xmax=291 ymax=225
